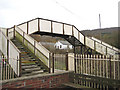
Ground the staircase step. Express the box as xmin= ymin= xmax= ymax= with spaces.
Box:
xmin=22 ymin=63 xmax=36 ymax=66
xmin=22 ymin=67 xmax=43 ymax=74
xmin=21 ymin=56 xmax=32 ymax=59
xmin=22 ymin=70 xmax=47 ymax=77
xmin=22 ymin=60 xmax=37 ymax=64
xmin=22 ymin=65 xmax=38 ymax=69
xmin=21 ymin=57 xmax=36 ymax=61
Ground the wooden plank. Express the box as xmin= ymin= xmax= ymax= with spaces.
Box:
xmin=103 ymin=55 xmax=105 ymax=77
xmin=96 ymin=55 xmax=98 ymax=76
xmin=86 ymin=55 xmax=87 ymax=74
xmin=81 ymin=55 xmax=83 ymax=74
xmin=118 ymin=62 xmax=120 ymax=80
xmin=106 ymin=55 xmax=108 ymax=78
xmin=113 ymin=61 xmax=115 ymax=79
xmin=100 ymin=55 xmax=102 ymax=77
xmin=94 ymin=55 xmax=96 ymax=75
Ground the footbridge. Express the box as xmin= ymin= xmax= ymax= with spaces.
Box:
xmin=8 ymin=18 xmax=120 ymax=56
xmin=0 ymin=18 xmax=120 ymax=89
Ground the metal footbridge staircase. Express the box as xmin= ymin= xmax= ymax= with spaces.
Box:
xmin=0 ymin=18 xmax=120 ymax=77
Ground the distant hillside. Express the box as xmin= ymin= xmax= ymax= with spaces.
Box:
xmin=81 ymin=27 xmax=120 ymax=49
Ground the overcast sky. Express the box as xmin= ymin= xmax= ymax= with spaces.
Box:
xmin=0 ymin=0 xmax=119 ymax=30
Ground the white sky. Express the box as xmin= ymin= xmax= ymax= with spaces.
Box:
xmin=0 ymin=0 xmax=119 ymax=30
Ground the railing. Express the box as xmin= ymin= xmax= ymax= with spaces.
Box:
xmin=67 ymin=54 xmax=120 ymax=89
xmin=0 ymin=57 xmax=17 ymax=80
xmin=14 ymin=26 xmax=50 ymax=71
xmin=0 ymin=30 xmax=21 ymax=76
xmin=75 ymin=54 xmax=120 ymax=80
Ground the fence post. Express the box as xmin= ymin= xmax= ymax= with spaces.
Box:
xmin=68 ymin=53 xmax=74 ymax=71
xmin=118 ymin=61 xmax=120 ymax=80
xmin=74 ymin=53 xmax=76 ymax=73
xmin=106 ymin=55 xmax=108 ymax=78
xmin=65 ymin=52 xmax=68 ymax=71
xmin=100 ymin=55 xmax=102 ymax=77
xmin=96 ymin=55 xmax=98 ymax=76
xmin=52 ymin=53 xmax=54 ymax=73
xmin=49 ymin=53 xmax=51 ymax=73
xmin=109 ymin=56 xmax=112 ymax=78
xmin=86 ymin=54 xmax=87 ymax=74
xmin=81 ymin=55 xmax=83 ymax=74
xmin=113 ymin=57 xmax=116 ymax=79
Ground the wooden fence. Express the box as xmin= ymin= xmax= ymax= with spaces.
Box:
xmin=50 ymin=53 xmax=120 ymax=89
xmin=75 ymin=54 xmax=120 ymax=80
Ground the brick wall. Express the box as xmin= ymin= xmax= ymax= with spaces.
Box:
xmin=1 ymin=71 xmax=72 ymax=89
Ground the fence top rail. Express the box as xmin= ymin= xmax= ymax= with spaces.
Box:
xmin=75 ymin=54 xmax=120 ymax=60
xmin=75 ymin=57 xmax=120 ymax=62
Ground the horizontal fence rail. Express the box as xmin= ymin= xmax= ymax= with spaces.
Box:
xmin=0 ymin=58 xmax=17 ymax=80
xmin=75 ymin=54 xmax=120 ymax=80
xmin=70 ymin=73 xmax=120 ymax=90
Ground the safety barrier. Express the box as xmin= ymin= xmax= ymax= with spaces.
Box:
xmin=75 ymin=54 xmax=120 ymax=80
xmin=0 ymin=30 xmax=21 ymax=76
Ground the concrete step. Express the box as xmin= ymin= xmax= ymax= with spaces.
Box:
xmin=21 ymin=56 xmax=33 ymax=59
xmin=21 ymin=60 xmax=37 ymax=64
xmin=22 ymin=67 xmax=43 ymax=74
xmin=22 ymin=65 xmax=38 ymax=69
xmin=22 ymin=70 xmax=47 ymax=77
xmin=21 ymin=59 xmax=36 ymax=61
xmin=21 ymin=63 xmax=37 ymax=66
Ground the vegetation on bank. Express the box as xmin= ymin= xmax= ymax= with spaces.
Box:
xmin=81 ymin=27 xmax=120 ymax=49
